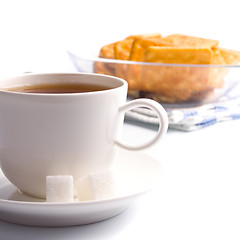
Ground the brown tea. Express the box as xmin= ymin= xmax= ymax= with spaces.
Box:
xmin=3 ymin=83 xmax=111 ymax=94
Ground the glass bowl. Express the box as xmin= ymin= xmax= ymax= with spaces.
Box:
xmin=68 ymin=51 xmax=240 ymax=108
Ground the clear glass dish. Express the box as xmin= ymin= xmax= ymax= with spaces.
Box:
xmin=68 ymin=51 xmax=240 ymax=108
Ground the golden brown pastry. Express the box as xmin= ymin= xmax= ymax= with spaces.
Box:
xmin=95 ymin=33 xmax=240 ymax=103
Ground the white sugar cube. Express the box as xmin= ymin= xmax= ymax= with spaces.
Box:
xmin=75 ymin=170 xmax=116 ymax=201
xmin=46 ymin=175 xmax=74 ymax=202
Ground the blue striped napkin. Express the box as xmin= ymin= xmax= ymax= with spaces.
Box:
xmin=125 ymin=84 xmax=240 ymax=131
xmin=168 ymin=98 xmax=240 ymax=131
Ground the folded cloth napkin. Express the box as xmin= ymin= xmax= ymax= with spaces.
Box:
xmin=125 ymin=85 xmax=240 ymax=131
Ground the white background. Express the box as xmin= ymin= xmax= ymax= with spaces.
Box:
xmin=0 ymin=0 xmax=240 ymax=74
xmin=1 ymin=1 xmax=240 ymax=239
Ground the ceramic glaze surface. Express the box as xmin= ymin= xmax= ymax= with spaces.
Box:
xmin=0 ymin=73 xmax=168 ymax=198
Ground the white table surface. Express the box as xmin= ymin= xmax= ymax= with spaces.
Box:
xmin=1 ymin=1 xmax=240 ymax=239
xmin=1 ymin=119 xmax=240 ymax=240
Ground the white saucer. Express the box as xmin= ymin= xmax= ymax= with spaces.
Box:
xmin=0 ymin=149 xmax=161 ymax=227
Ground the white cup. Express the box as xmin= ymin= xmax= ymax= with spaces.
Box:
xmin=0 ymin=73 xmax=168 ymax=198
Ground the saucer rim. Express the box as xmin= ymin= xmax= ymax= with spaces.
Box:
xmin=0 ymin=186 xmax=151 ymax=206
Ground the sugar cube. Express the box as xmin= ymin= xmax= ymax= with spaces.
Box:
xmin=46 ymin=175 xmax=74 ymax=202
xmin=75 ymin=170 xmax=116 ymax=201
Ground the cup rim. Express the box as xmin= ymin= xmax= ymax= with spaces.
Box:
xmin=0 ymin=72 xmax=128 ymax=96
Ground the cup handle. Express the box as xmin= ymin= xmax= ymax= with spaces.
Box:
xmin=115 ymin=98 xmax=168 ymax=150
